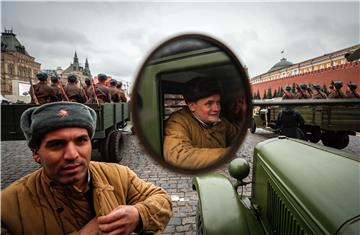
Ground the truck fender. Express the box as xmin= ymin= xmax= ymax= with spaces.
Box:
xmin=192 ymin=173 xmax=250 ymax=235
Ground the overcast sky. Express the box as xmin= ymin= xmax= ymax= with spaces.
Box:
xmin=2 ymin=1 xmax=359 ymax=84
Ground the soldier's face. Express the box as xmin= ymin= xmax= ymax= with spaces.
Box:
xmin=188 ymin=94 xmax=221 ymax=124
xmin=34 ymin=127 xmax=92 ymax=189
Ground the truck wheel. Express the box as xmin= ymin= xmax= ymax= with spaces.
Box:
xmin=334 ymin=133 xmax=349 ymax=149
xmin=250 ymin=119 xmax=256 ymax=133
xmin=321 ymin=131 xmax=349 ymax=149
xmin=108 ymin=130 xmax=123 ymax=162
xmin=99 ymin=133 xmax=111 ymax=162
xmin=309 ymin=129 xmax=321 ymax=143
xmin=196 ymin=201 xmax=204 ymax=235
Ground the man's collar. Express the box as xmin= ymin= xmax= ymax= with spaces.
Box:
xmin=72 ymin=170 xmax=91 ymax=193
xmin=190 ymin=112 xmax=221 ymax=128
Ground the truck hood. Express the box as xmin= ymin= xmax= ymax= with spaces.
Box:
xmin=255 ymin=138 xmax=360 ymax=234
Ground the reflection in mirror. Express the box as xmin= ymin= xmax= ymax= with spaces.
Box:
xmin=133 ymin=34 xmax=252 ymax=173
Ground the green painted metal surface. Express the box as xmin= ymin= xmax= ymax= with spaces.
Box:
xmin=253 ymin=138 xmax=360 ymax=234
xmin=1 ymin=103 xmax=128 ymax=141
xmin=1 ymin=104 xmax=37 ymax=141
xmin=255 ymin=105 xmax=360 ymax=132
xmin=193 ymin=173 xmax=265 ymax=235
xmin=252 ymin=99 xmax=360 ymax=132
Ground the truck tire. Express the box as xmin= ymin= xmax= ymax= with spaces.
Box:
xmin=196 ymin=201 xmax=204 ymax=235
xmin=308 ymin=128 xmax=321 ymax=143
xmin=108 ymin=130 xmax=123 ymax=162
xmin=334 ymin=133 xmax=349 ymax=149
xmin=321 ymin=131 xmax=349 ymax=149
xmin=99 ymin=133 xmax=111 ymax=162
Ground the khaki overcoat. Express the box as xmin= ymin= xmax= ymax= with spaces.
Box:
xmin=163 ymin=108 xmax=239 ymax=170
xmin=1 ymin=162 xmax=172 ymax=235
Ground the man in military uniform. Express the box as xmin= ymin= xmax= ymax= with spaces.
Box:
xmin=116 ymin=81 xmax=128 ymax=102
xmin=1 ymin=102 xmax=172 ymax=234
xmin=50 ymin=76 xmax=65 ymax=101
xmin=30 ymin=72 xmax=57 ymax=104
xmin=346 ymin=81 xmax=360 ymax=98
xmin=311 ymin=84 xmax=327 ymax=99
xmin=64 ymin=74 xmax=86 ymax=103
xmin=295 ymin=84 xmax=311 ymax=99
xmin=84 ymin=78 xmax=97 ymax=103
xmin=108 ymin=79 xmax=122 ymax=102
xmin=282 ymin=85 xmax=295 ymax=99
xmin=326 ymin=84 xmax=335 ymax=97
xmin=95 ymin=73 xmax=111 ymax=103
xmin=328 ymin=81 xmax=346 ymax=99
xmin=163 ymin=77 xmax=239 ymax=170
xmin=276 ymin=106 xmax=305 ymax=139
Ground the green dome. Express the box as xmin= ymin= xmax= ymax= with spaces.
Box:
xmin=269 ymin=58 xmax=293 ymax=72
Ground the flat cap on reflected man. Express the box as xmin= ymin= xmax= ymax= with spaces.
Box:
xmin=183 ymin=77 xmax=220 ymax=103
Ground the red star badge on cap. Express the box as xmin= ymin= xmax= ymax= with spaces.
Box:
xmin=58 ymin=109 xmax=69 ymax=117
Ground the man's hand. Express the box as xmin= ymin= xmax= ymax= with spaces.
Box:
xmin=79 ymin=217 xmax=100 ymax=235
xmin=97 ymin=205 xmax=141 ymax=235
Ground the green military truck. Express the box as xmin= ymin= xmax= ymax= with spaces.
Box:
xmin=193 ymin=137 xmax=360 ymax=235
xmin=1 ymin=102 xmax=129 ymax=162
xmin=130 ymin=33 xmax=359 ymax=234
xmin=251 ymin=99 xmax=360 ymax=149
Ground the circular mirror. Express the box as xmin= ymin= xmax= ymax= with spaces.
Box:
xmin=132 ymin=33 xmax=252 ymax=173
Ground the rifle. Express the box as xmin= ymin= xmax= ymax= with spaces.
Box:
xmin=295 ymin=83 xmax=306 ymax=98
xmin=59 ymin=79 xmax=70 ymax=101
xmin=29 ymin=78 xmax=40 ymax=105
xmin=307 ymin=83 xmax=313 ymax=96
xmin=280 ymin=86 xmax=292 ymax=99
xmin=332 ymin=80 xmax=346 ymax=98
xmin=80 ymin=81 xmax=89 ymax=102
xmin=311 ymin=84 xmax=327 ymax=99
xmin=91 ymin=80 xmax=100 ymax=105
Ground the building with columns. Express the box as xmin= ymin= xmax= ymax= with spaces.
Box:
xmin=1 ymin=29 xmax=41 ymax=103
xmin=251 ymin=44 xmax=360 ymax=98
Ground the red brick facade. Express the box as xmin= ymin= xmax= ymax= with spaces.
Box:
xmin=251 ymin=61 xmax=360 ymax=98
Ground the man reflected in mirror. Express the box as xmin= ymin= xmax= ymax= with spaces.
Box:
xmin=163 ymin=77 xmax=240 ymax=170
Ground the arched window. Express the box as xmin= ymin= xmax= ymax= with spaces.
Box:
xmin=8 ymin=64 xmax=14 ymax=75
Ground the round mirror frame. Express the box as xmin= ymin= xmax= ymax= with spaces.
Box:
xmin=131 ymin=33 xmax=253 ymax=174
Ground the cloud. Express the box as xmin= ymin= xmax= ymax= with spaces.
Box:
xmin=2 ymin=1 xmax=359 ymax=81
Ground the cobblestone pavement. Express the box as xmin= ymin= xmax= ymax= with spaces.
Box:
xmin=1 ymin=129 xmax=359 ymax=234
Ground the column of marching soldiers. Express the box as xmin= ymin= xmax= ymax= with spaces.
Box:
xmin=259 ymin=81 xmax=360 ymax=100
xmin=29 ymin=72 xmax=128 ymax=105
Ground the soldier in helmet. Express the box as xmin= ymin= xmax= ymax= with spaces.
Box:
xmin=328 ymin=81 xmax=346 ymax=99
xmin=295 ymin=83 xmax=311 ymax=99
xmin=95 ymin=73 xmax=111 ymax=103
xmin=30 ymin=72 xmax=57 ymax=104
xmin=311 ymin=84 xmax=327 ymax=99
xmin=84 ymin=78 xmax=97 ymax=103
xmin=64 ymin=74 xmax=86 ymax=103
xmin=345 ymin=81 xmax=360 ymax=98
xmin=108 ymin=79 xmax=121 ymax=102
xmin=327 ymin=84 xmax=335 ymax=97
xmin=282 ymin=85 xmax=294 ymax=99
xmin=116 ymin=81 xmax=127 ymax=102
xmin=50 ymin=76 xmax=65 ymax=101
